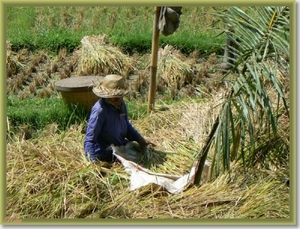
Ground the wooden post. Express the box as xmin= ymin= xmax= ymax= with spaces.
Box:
xmin=148 ymin=6 xmax=161 ymax=114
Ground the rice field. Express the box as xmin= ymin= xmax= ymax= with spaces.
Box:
xmin=5 ymin=44 xmax=291 ymax=225
xmin=4 ymin=5 xmax=292 ymax=225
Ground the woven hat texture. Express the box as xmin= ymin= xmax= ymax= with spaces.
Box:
xmin=92 ymin=74 xmax=129 ymax=98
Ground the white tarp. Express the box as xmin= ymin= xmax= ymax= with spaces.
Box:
xmin=112 ymin=143 xmax=211 ymax=194
xmin=114 ymin=153 xmax=196 ymax=194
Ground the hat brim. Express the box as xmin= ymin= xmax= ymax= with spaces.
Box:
xmin=92 ymin=87 xmax=129 ymax=98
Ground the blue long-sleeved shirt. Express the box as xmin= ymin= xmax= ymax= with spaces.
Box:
xmin=84 ymin=98 xmax=143 ymax=161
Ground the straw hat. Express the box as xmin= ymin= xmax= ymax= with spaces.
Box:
xmin=92 ymin=74 xmax=129 ymax=98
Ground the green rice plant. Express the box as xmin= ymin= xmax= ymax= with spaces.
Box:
xmin=6 ymin=95 xmax=88 ymax=139
xmin=125 ymin=99 xmax=148 ymax=121
xmin=6 ymin=6 xmax=225 ymax=55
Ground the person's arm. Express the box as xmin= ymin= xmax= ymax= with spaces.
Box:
xmin=84 ymin=104 xmax=104 ymax=158
xmin=123 ymin=102 xmax=156 ymax=147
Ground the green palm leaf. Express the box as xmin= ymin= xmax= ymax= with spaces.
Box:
xmin=194 ymin=6 xmax=290 ymax=185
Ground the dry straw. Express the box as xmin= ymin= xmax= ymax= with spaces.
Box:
xmin=157 ymin=45 xmax=193 ymax=89
xmin=6 ymin=94 xmax=290 ymax=220
xmin=6 ymin=40 xmax=25 ymax=77
xmin=78 ymin=35 xmax=134 ymax=77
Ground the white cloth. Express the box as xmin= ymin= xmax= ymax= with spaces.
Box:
xmin=112 ymin=144 xmax=201 ymax=194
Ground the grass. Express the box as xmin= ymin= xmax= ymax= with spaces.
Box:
xmin=6 ymin=6 xmax=226 ymax=54
xmin=6 ymin=95 xmax=88 ymax=139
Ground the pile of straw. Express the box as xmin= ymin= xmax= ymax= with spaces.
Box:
xmin=5 ymin=96 xmax=290 ymax=221
xmin=157 ymin=45 xmax=193 ymax=89
xmin=78 ymin=35 xmax=134 ymax=77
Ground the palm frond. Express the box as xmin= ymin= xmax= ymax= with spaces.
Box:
xmin=194 ymin=6 xmax=290 ymax=184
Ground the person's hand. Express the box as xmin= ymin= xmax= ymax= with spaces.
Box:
xmin=138 ymin=138 xmax=156 ymax=148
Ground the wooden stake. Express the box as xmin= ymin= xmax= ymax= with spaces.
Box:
xmin=148 ymin=6 xmax=161 ymax=114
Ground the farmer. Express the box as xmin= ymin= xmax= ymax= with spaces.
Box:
xmin=84 ymin=74 xmax=156 ymax=163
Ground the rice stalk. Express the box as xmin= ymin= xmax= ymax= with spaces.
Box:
xmin=157 ymin=45 xmax=193 ymax=89
xmin=78 ymin=35 xmax=134 ymax=77
xmin=6 ymin=100 xmax=290 ymax=220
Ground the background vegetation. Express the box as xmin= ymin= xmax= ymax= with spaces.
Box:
xmin=6 ymin=6 xmax=227 ymax=136
xmin=6 ymin=6 xmax=225 ymax=54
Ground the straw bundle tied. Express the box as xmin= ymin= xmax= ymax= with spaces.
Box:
xmin=157 ymin=45 xmax=193 ymax=89
xmin=6 ymin=40 xmax=25 ymax=77
xmin=78 ymin=35 xmax=134 ymax=77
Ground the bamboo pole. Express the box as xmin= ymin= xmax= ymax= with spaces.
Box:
xmin=148 ymin=6 xmax=161 ymax=114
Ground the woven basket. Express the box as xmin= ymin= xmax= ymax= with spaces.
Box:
xmin=54 ymin=76 xmax=104 ymax=111
xmin=60 ymin=90 xmax=99 ymax=111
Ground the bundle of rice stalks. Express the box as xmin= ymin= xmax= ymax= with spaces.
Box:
xmin=157 ymin=45 xmax=193 ymax=89
xmin=6 ymin=40 xmax=25 ymax=77
xmin=177 ymin=94 xmax=224 ymax=145
xmin=129 ymin=97 xmax=225 ymax=177
xmin=78 ymin=35 xmax=134 ymax=77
